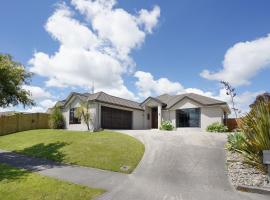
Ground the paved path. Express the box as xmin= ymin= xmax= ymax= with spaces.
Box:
xmin=0 ymin=129 xmax=269 ymax=200
xmin=0 ymin=149 xmax=126 ymax=191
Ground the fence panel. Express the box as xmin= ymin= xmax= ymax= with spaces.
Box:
xmin=0 ymin=113 xmax=50 ymax=136
xmin=226 ymin=118 xmax=242 ymax=132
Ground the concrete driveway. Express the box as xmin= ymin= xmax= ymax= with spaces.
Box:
xmin=96 ymin=129 xmax=268 ymax=200
xmin=0 ymin=129 xmax=269 ymax=200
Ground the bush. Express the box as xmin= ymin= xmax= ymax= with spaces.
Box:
xmin=237 ymin=100 xmax=270 ymax=170
xmin=227 ymin=132 xmax=246 ymax=151
xmin=206 ymin=122 xmax=228 ymax=132
xmin=49 ymin=107 xmax=65 ymax=129
xmin=160 ymin=120 xmax=174 ymax=131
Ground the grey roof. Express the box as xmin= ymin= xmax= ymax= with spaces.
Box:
xmin=140 ymin=96 xmax=167 ymax=106
xmin=64 ymin=91 xmax=143 ymax=110
xmin=156 ymin=93 xmax=227 ymax=108
xmin=55 ymin=100 xmax=66 ymax=108
xmin=94 ymin=92 xmax=143 ymax=110
xmin=62 ymin=91 xmax=227 ymax=111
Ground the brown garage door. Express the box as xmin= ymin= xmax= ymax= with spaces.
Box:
xmin=101 ymin=106 xmax=132 ymax=129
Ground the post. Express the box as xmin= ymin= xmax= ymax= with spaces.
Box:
xmin=263 ymin=150 xmax=270 ymax=182
xmin=158 ymin=105 xmax=162 ymax=129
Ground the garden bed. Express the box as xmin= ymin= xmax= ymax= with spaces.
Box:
xmin=226 ymin=150 xmax=269 ymax=187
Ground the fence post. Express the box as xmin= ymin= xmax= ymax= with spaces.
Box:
xmin=37 ymin=113 xmax=39 ymax=129
xmin=0 ymin=116 xmax=2 ymax=135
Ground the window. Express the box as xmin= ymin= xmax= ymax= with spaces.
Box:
xmin=69 ymin=108 xmax=81 ymax=124
xmin=176 ymin=108 xmax=200 ymax=127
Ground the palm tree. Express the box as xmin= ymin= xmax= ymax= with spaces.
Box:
xmin=75 ymin=101 xmax=92 ymax=131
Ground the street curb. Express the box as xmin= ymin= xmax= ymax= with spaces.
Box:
xmin=236 ymin=185 xmax=270 ymax=195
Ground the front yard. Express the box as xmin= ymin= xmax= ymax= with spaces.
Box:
xmin=0 ymin=163 xmax=104 ymax=200
xmin=0 ymin=129 xmax=145 ymax=173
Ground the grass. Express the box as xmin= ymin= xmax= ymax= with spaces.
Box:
xmin=0 ymin=129 xmax=145 ymax=173
xmin=0 ymin=163 xmax=104 ymax=200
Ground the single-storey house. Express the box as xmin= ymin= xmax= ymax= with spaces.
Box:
xmin=55 ymin=91 xmax=230 ymax=131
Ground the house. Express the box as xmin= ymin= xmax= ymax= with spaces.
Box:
xmin=56 ymin=91 xmax=230 ymax=131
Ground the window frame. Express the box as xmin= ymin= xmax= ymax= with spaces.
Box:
xmin=69 ymin=108 xmax=81 ymax=124
xmin=176 ymin=108 xmax=201 ymax=128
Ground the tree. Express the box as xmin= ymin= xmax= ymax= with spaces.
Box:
xmin=0 ymin=54 xmax=34 ymax=108
xmin=220 ymin=81 xmax=239 ymax=118
xmin=49 ymin=107 xmax=65 ymax=129
xmin=250 ymin=92 xmax=270 ymax=108
xmin=75 ymin=101 xmax=92 ymax=131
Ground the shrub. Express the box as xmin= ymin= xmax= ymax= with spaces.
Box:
xmin=160 ymin=120 xmax=174 ymax=131
xmin=49 ymin=107 xmax=65 ymax=129
xmin=237 ymin=100 xmax=270 ymax=170
xmin=206 ymin=122 xmax=228 ymax=132
xmin=227 ymin=132 xmax=246 ymax=151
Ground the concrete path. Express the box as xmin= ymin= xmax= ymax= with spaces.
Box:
xmin=0 ymin=129 xmax=269 ymax=200
xmin=0 ymin=149 xmax=126 ymax=190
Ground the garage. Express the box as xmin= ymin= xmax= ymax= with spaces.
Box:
xmin=101 ymin=106 xmax=132 ymax=129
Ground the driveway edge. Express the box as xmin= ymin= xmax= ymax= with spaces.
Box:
xmin=236 ymin=185 xmax=270 ymax=195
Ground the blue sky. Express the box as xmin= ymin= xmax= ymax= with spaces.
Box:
xmin=1 ymin=0 xmax=270 ymax=114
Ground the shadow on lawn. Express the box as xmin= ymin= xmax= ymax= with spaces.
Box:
xmin=17 ymin=142 xmax=69 ymax=162
xmin=0 ymin=164 xmax=30 ymax=181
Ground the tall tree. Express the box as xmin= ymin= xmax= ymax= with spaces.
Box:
xmin=0 ymin=54 xmax=34 ymax=107
xmin=221 ymin=81 xmax=239 ymax=118
xmin=250 ymin=92 xmax=270 ymax=108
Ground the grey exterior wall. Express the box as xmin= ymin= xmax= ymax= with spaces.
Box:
xmin=62 ymin=95 xmax=225 ymax=131
xmin=63 ymin=97 xmax=99 ymax=131
xmin=63 ymin=98 xmax=145 ymax=131
xmin=162 ymin=98 xmax=224 ymax=130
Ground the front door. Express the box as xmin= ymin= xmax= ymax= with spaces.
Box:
xmin=151 ymin=107 xmax=158 ymax=128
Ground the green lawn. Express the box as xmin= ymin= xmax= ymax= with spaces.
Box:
xmin=0 ymin=129 xmax=145 ymax=173
xmin=0 ymin=163 xmax=104 ymax=200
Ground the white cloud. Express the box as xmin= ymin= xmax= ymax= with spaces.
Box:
xmin=22 ymin=85 xmax=51 ymax=99
xmin=39 ymin=99 xmax=57 ymax=109
xmin=24 ymin=106 xmax=46 ymax=113
xmin=23 ymin=99 xmax=57 ymax=113
xmin=134 ymin=71 xmax=215 ymax=98
xmin=200 ymin=34 xmax=270 ymax=86
xmin=216 ymin=89 xmax=263 ymax=116
xmin=0 ymin=107 xmax=15 ymax=113
xmin=134 ymin=71 xmax=263 ymax=117
xmin=134 ymin=71 xmax=184 ymax=98
xmin=181 ymin=88 xmax=213 ymax=97
xmin=137 ymin=5 xmax=160 ymax=34
xmin=29 ymin=1 xmax=160 ymax=100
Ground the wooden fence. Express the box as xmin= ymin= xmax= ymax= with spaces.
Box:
xmin=225 ymin=118 xmax=242 ymax=132
xmin=0 ymin=113 xmax=50 ymax=136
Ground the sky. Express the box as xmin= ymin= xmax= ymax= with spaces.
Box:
xmin=1 ymin=0 xmax=270 ymax=115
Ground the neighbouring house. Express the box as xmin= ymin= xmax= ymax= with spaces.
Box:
xmin=52 ymin=91 xmax=230 ymax=131
xmin=46 ymin=100 xmax=65 ymax=113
